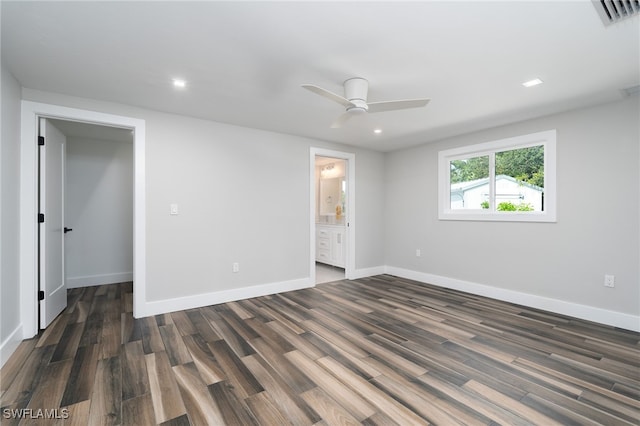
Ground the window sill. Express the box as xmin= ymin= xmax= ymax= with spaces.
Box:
xmin=439 ymin=210 xmax=556 ymax=223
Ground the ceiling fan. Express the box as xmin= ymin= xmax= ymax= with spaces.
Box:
xmin=302 ymin=77 xmax=430 ymax=128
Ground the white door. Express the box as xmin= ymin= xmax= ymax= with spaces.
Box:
xmin=39 ymin=118 xmax=67 ymax=328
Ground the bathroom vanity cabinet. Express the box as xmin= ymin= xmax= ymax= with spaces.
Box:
xmin=315 ymin=224 xmax=345 ymax=268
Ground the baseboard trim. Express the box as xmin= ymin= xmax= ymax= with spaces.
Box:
xmin=67 ymin=272 xmax=133 ymax=288
xmin=139 ymin=277 xmax=314 ymax=318
xmin=385 ymin=266 xmax=640 ymax=332
xmin=0 ymin=324 xmax=23 ymax=369
xmin=350 ymin=266 xmax=386 ymax=280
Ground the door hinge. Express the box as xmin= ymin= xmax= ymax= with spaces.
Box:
xmin=38 ymin=213 xmax=45 ymax=223
xmin=38 ymin=291 xmax=44 ymax=301
xmin=38 ymin=136 xmax=45 ymax=146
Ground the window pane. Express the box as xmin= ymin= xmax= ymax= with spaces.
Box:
xmin=495 ymin=145 xmax=544 ymax=212
xmin=449 ymin=155 xmax=489 ymax=210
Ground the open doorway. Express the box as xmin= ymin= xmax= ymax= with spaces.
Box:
xmin=38 ymin=118 xmax=134 ymax=329
xmin=315 ymin=156 xmax=346 ymax=283
xmin=310 ymin=148 xmax=355 ymax=285
xmin=20 ymin=101 xmax=145 ymax=338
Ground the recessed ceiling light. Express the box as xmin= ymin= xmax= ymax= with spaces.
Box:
xmin=172 ymin=78 xmax=186 ymax=88
xmin=374 ymin=129 xmax=382 ymax=134
xmin=522 ymin=78 xmax=543 ymax=88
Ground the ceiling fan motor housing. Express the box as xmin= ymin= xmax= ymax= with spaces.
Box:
xmin=344 ymin=78 xmax=369 ymax=107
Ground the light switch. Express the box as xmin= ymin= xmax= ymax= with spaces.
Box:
xmin=170 ymin=204 xmax=179 ymax=215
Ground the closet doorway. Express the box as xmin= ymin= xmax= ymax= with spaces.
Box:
xmin=20 ymin=101 xmax=145 ymax=338
xmin=39 ymin=118 xmax=134 ymax=329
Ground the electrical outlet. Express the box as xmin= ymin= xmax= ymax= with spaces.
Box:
xmin=416 ymin=249 xmax=421 ymax=257
xmin=604 ymin=275 xmax=615 ymax=288
xmin=232 ymin=262 xmax=240 ymax=273
xmin=170 ymin=204 xmax=179 ymax=215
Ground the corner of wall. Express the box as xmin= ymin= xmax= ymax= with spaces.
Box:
xmin=1 ymin=62 xmax=24 ymax=367
xmin=350 ymin=266 xmax=386 ymax=280
xmin=66 ymin=272 xmax=134 ymax=289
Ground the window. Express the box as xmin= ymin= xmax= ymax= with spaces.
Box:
xmin=439 ymin=130 xmax=556 ymax=222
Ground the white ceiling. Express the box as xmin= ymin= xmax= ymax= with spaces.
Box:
xmin=2 ymin=1 xmax=638 ymax=152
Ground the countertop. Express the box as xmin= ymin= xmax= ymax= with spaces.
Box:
xmin=315 ymin=222 xmax=345 ymax=227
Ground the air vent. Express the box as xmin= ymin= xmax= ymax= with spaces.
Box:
xmin=593 ymin=0 xmax=640 ymax=25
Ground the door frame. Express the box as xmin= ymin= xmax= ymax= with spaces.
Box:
xmin=309 ymin=147 xmax=355 ymax=283
xmin=20 ymin=101 xmax=146 ymax=337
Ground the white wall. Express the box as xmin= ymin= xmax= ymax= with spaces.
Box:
xmin=13 ymin=89 xmax=639 ymax=335
xmin=22 ymin=88 xmax=386 ymax=308
xmin=65 ymin=136 xmax=133 ymax=287
xmin=385 ymin=96 xmax=640 ymax=328
xmin=1 ymin=63 xmax=23 ymax=365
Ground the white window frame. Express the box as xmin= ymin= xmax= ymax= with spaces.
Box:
xmin=438 ymin=130 xmax=556 ymax=222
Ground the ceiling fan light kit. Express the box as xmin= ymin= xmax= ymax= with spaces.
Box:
xmin=347 ymin=106 xmax=367 ymax=114
xmin=302 ymin=77 xmax=430 ymax=128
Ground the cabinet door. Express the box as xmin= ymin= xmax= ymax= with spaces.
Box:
xmin=331 ymin=229 xmax=345 ymax=267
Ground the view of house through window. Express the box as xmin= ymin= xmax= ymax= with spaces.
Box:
xmin=439 ymin=130 xmax=556 ymax=222
xmin=450 ymin=155 xmax=489 ymax=210
xmin=449 ymin=146 xmax=544 ymax=212
xmin=494 ymin=145 xmax=544 ymax=211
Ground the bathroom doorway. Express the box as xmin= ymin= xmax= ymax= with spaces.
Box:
xmin=309 ymin=148 xmax=355 ymax=285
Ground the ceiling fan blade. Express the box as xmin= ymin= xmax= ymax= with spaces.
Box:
xmin=302 ymin=84 xmax=353 ymax=108
xmin=330 ymin=112 xmax=353 ymax=129
xmin=367 ymin=98 xmax=430 ymax=114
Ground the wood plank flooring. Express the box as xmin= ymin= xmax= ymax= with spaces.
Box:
xmin=1 ymin=275 xmax=639 ymax=425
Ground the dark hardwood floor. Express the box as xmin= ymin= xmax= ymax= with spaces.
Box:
xmin=1 ymin=275 xmax=639 ymax=425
